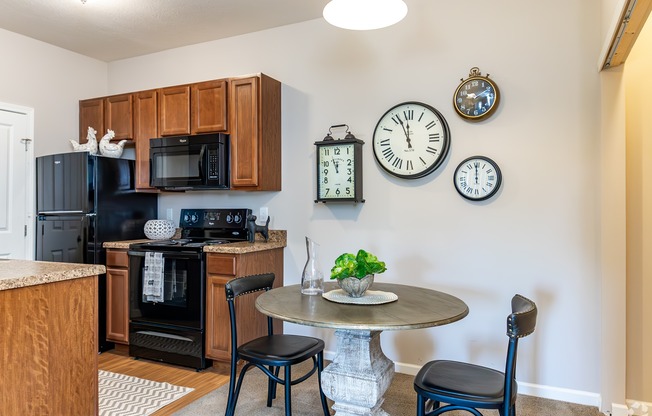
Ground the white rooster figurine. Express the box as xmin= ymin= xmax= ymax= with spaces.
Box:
xmin=70 ymin=126 xmax=98 ymax=155
xmin=98 ymin=129 xmax=127 ymax=158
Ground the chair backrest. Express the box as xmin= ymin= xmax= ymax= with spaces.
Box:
xmin=507 ymin=294 xmax=537 ymax=338
xmin=503 ymin=294 xmax=537 ymax=411
xmin=225 ymin=273 xmax=275 ymax=300
xmin=225 ymin=273 xmax=276 ymax=363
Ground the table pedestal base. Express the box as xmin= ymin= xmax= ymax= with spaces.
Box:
xmin=322 ymin=329 xmax=394 ymax=416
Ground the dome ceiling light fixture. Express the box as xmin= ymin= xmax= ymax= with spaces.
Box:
xmin=323 ymin=0 xmax=408 ymax=31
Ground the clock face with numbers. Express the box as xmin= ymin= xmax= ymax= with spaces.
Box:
xmin=372 ymin=101 xmax=450 ymax=179
xmin=453 ymin=68 xmax=500 ymax=121
xmin=315 ymin=138 xmax=364 ymax=202
xmin=453 ymin=156 xmax=502 ymax=201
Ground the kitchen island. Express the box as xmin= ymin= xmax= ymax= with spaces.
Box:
xmin=0 ymin=259 xmax=105 ymax=416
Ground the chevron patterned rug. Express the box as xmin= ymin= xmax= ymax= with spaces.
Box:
xmin=99 ymin=370 xmax=194 ymax=416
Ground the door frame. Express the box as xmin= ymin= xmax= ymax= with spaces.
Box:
xmin=0 ymin=101 xmax=35 ymax=260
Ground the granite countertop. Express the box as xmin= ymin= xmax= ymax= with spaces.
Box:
xmin=203 ymin=230 xmax=287 ymax=254
xmin=0 ymin=259 xmax=106 ymax=291
xmin=103 ymin=230 xmax=287 ymax=254
xmin=103 ymin=239 xmax=150 ymax=249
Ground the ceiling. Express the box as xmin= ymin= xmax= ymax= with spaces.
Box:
xmin=0 ymin=0 xmax=326 ymax=62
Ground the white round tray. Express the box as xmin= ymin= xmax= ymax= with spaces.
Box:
xmin=322 ymin=289 xmax=398 ymax=305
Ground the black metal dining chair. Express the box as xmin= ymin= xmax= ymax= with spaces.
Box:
xmin=224 ymin=273 xmax=330 ymax=416
xmin=413 ymin=294 xmax=537 ymax=416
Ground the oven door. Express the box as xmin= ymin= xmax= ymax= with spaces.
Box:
xmin=128 ymin=250 xmax=205 ymax=330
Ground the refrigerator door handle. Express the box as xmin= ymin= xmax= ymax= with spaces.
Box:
xmin=38 ymin=210 xmax=85 ymax=215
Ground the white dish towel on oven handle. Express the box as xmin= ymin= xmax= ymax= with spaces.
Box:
xmin=143 ymin=252 xmax=164 ymax=302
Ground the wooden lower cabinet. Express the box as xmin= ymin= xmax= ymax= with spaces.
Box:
xmin=106 ymin=248 xmax=130 ymax=344
xmin=205 ymin=248 xmax=284 ymax=361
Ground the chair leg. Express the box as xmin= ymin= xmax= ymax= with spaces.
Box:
xmin=317 ymin=352 xmax=330 ymax=415
xmin=225 ymin=361 xmax=239 ymax=416
xmin=416 ymin=394 xmax=426 ymax=416
xmin=231 ymin=366 xmax=250 ymax=415
xmin=267 ymin=365 xmax=276 ymax=407
xmin=284 ymin=365 xmax=292 ymax=416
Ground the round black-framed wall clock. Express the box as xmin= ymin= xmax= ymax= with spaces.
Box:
xmin=314 ymin=126 xmax=365 ymax=203
xmin=372 ymin=101 xmax=451 ymax=179
xmin=453 ymin=67 xmax=500 ymax=121
xmin=453 ymin=155 xmax=502 ymax=201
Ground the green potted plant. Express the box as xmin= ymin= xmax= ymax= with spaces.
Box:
xmin=330 ymin=249 xmax=387 ymax=297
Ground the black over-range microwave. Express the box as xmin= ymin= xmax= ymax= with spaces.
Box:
xmin=150 ymin=133 xmax=229 ymax=190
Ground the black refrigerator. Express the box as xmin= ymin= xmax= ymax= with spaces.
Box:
xmin=35 ymin=151 xmax=158 ymax=352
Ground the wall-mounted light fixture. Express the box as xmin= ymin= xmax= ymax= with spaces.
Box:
xmin=323 ymin=0 xmax=408 ymax=30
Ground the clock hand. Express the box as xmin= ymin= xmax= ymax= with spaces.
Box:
xmin=397 ymin=118 xmax=413 ymax=149
xmin=332 ymin=158 xmax=339 ymax=173
xmin=467 ymin=90 xmax=490 ymax=100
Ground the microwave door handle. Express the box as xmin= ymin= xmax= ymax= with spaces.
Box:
xmin=198 ymin=145 xmax=206 ymax=182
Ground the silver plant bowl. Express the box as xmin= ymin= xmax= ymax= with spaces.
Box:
xmin=337 ymin=274 xmax=374 ymax=298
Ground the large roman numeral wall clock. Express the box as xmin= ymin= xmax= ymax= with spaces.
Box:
xmin=372 ymin=101 xmax=451 ymax=179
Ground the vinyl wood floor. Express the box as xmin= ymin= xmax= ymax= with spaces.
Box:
xmin=98 ymin=345 xmax=230 ymax=415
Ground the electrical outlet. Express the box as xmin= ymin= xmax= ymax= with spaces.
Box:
xmin=166 ymin=208 xmax=174 ymax=221
xmin=259 ymin=207 xmax=269 ymax=222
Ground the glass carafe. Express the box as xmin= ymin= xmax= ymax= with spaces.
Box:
xmin=301 ymin=237 xmax=324 ymax=295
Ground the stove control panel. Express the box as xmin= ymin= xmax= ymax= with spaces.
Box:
xmin=179 ymin=208 xmax=252 ymax=229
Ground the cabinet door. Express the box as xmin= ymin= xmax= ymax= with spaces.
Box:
xmin=79 ymin=98 xmax=104 ymax=143
xmin=105 ymin=93 xmax=134 ymax=141
xmin=229 ymin=77 xmax=259 ymax=188
xmin=205 ymin=273 xmax=232 ymax=361
xmin=134 ymin=90 xmax=159 ymax=191
xmin=191 ymin=79 xmax=227 ymax=134
xmin=106 ymin=265 xmax=129 ymax=344
xmin=158 ymin=85 xmax=190 ymax=136
xmin=229 ymin=75 xmax=281 ymax=191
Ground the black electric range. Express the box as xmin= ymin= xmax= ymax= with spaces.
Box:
xmin=131 ymin=208 xmax=252 ymax=252
xmin=127 ymin=208 xmax=251 ymax=370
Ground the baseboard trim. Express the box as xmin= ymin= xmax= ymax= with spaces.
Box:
xmin=324 ymin=352 xmax=604 ymax=410
xmin=612 ymin=403 xmax=630 ymax=416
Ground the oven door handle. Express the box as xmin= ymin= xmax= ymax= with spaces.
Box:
xmin=128 ymin=250 xmax=203 ymax=260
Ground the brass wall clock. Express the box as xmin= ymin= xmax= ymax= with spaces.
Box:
xmin=453 ymin=156 xmax=502 ymax=201
xmin=314 ymin=125 xmax=364 ymax=203
xmin=453 ymin=67 xmax=500 ymax=121
xmin=372 ymin=101 xmax=451 ymax=179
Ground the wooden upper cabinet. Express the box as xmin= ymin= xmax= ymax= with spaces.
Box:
xmin=158 ymin=85 xmax=191 ymax=136
xmin=105 ymin=93 xmax=134 ymax=141
xmin=133 ymin=90 xmax=159 ymax=191
xmin=79 ymin=98 xmax=104 ymax=143
xmin=228 ymin=74 xmax=281 ymax=191
xmin=191 ymin=80 xmax=227 ymax=134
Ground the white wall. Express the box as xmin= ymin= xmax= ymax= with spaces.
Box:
xmin=107 ymin=0 xmax=604 ymax=404
xmin=0 ymin=28 xmax=107 ymax=157
xmin=625 ymin=17 xmax=652 ymax=403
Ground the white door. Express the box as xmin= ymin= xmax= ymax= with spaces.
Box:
xmin=0 ymin=104 xmax=34 ymax=260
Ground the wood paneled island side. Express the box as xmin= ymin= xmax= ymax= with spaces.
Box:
xmin=0 ymin=260 xmax=105 ymax=416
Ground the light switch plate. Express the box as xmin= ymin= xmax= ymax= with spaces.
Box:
xmin=259 ymin=207 xmax=269 ymax=222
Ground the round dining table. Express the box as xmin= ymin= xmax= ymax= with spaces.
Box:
xmin=255 ymin=282 xmax=469 ymax=416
